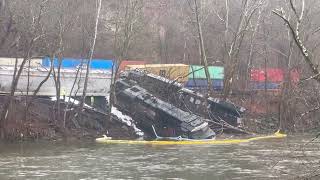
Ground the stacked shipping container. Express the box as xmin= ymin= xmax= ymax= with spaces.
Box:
xmin=125 ymin=64 xmax=190 ymax=83
xmin=0 ymin=57 xmax=301 ymax=92
xmin=0 ymin=57 xmax=147 ymax=72
xmin=250 ymin=68 xmax=300 ymax=90
xmin=42 ymin=57 xmax=114 ymax=70
xmin=124 ymin=64 xmax=225 ymax=90
xmin=118 ymin=60 xmax=145 ymax=72
xmin=185 ymin=65 xmax=224 ymax=90
xmin=0 ymin=58 xmax=42 ymax=67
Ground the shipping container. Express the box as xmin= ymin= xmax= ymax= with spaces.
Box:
xmin=0 ymin=57 xmax=42 ymax=67
xmin=250 ymin=68 xmax=300 ymax=83
xmin=250 ymin=82 xmax=281 ymax=90
xmin=118 ymin=60 xmax=145 ymax=72
xmin=185 ymin=79 xmax=224 ymax=90
xmin=125 ymin=64 xmax=189 ymax=83
xmin=0 ymin=66 xmax=112 ymax=96
xmin=42 ymin=57 xmax=114 ymax=69
xmin=188 ymin=65 xmax=224 ymax=80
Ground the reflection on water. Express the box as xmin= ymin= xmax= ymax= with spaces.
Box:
xmin=0 ymin=135 xmax=319 ymax=180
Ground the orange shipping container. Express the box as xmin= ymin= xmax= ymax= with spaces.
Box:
xmin=125 ymin=64 xmax=189 ymax=83
xmin=118 ymin=60 xmax=145 ymax=72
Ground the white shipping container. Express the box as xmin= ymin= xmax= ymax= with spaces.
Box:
xmin=0 ymin=57 xmax=42 ymax=67
xmin=0 ymin=66 xmax=112 ymax=96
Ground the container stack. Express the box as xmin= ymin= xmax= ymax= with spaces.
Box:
xmin=185 ymin=65 xmax=224 ymax=91
xmin=250 ymin=68 xmax=300 ymax=90
xmin=0 ymin=57 xmax=42 ymax=67
xmin=118 ymin=60 xmax=145 ymax=72
xmin=42 ymin=57 xmax=114 ymax=70
xmin=125 ymin=64 xmax=190 ymax=83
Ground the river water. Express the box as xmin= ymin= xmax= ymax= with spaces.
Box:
xmin=0 ymin=135 xmax=319 ymax=180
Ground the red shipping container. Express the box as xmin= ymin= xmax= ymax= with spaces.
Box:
xmin=118 ymin=60 xmax=146 ymax=72
xmin=250 ymin=68 xmax=299 ymax=83
xmin=266 ymin=69 xmax=283 ymax=82
xmin=251 ymin=69 xmax=265 ymax=81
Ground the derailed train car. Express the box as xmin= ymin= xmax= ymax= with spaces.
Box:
xmin=121 ymin=70 xmax=246 ymax=130
xmin=115 ymin=79 xmax=216 ymax=139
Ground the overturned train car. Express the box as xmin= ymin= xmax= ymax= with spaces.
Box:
xmin=121 ymin=70 xmax=246 ymax=130
xmin=115 ymin=79 xmax=216 ymax=139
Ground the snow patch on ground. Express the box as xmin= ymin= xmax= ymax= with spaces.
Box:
xmin=50 ymin=96 xmax=143 ymax=136
xmin=111 ymin=106 xmax=144 ymax=136
xmin=50 ymin=96 xmax=91 ymax=108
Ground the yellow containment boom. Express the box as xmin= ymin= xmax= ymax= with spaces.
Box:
xmin=95 ymin=130 xmax=287 ymax=145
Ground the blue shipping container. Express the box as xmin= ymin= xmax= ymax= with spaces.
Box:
xmin=42 ymin=57 xmax=114 ymax=69
xmin=250 ymin=82 xmax=280 ymax=90
xmin=185 ymin=79 xmax=223 ymax=90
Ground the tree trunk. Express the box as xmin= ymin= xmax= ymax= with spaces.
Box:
xmin=194 ymin=0 xmax=212 ymax=98
xmin=80 ymin=0 xmax=102 ymax=110
xmin=0 ymin=53 xmax=32 ymax=138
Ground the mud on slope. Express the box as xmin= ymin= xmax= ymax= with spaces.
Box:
xmin=0 ymin=96 xmax=139 ymax=141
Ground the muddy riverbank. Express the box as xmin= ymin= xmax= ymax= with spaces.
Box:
xmin=0 ymin=94 xmax=313 ymax=142
xmin=0 ymin=96 xmax=139 ymax=141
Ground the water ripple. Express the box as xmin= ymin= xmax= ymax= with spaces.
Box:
xmin=0 ymin=136 xmax=319 ymax=179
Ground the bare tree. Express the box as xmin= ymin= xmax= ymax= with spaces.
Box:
xmin=222 ymin=0 xmax=263 ymax=99
xmin=193 ymin=0 xmax=212 ymax=98
xmin=107 ymin=0 xmax=144 ymax=120
xmin=273 ymin=0 xmax=320 ymax=82
xmin=0 ymin=0 xmax=47 ymax=138
xmin=0 ymin=0 xmax=5 ymax=11
xmin=80 ymin=0 xmax=102 ymax=110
